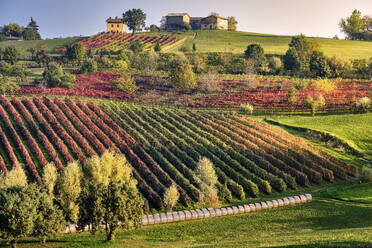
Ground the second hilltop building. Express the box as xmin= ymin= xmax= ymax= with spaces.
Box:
xmin=165 ymin=13 xmax=228 ymax=30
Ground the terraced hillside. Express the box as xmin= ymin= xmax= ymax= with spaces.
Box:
xmin=0 ymin=97 xmax=356 ymax=210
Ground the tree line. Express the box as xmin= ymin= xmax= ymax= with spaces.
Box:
xmin=0 ymin=17 xmax=41 ymax=41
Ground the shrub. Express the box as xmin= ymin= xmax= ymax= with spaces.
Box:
xmin=352 ymin=97 xmax=371 ymax=113
xmin=352 ymin=59 xmax=370 ymax=79
xmin=154 ymin=42 xmax=161 ymax=52
xmin=42 ymin=62 xmax=76 ymax=88
xmin=327 ymin=56 xmax=353 ymax=78
xmin=111 ymin=74 xmax=137 ymax=92
xmin=311 ymin=78 xmax=336 ymax=93
xmin=239 ymin=103 xmax=254 ymax=114
xmin=163 ymin=184 xmax=179 ymax=210
xmin=244 ymin=44 xmax=265 ymax=67
xmin=207 ymin=53 xmax=223 ymax=66
xmin=131 ymin=51 xmax=158 ymax=74
xmin=359 ymin=166 xmax=372 ymax=183
xmin=268 ymin=56 xmax=283 ymax=73
xmin=80 ymin=58 xmax=98 ymax=73
xmin=309 ymin=51 xmax=331 ymax=78
xmin=304 ymin=94 xmax=325 ymax=116
xmin=169 ymin=59 xmax=196 ymax=89
xmin=179 ymin=46 xmax=191 ymax=53
xmin=198 ymin=71 xmax=221 ymax=93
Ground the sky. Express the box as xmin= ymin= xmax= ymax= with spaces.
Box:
xmin=0 ymin=0 xmax=371 ymax=39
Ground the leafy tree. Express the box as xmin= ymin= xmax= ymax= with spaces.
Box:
xmin=340 ymin=10 xmax=366 ymax=40
xmin=352 ymin=97 xmax=371 ymax=113
xmin=31 ymin=185 xmax=65 ymax=243
xmin=131 ymin=51 xmax=158 ymax=74
xmin=1 ymin=24 xmax=24 ymax=37
xmin=80 ymin=58 xmax=98 ymax=73
xmin=129 ymin=39 xmax=145 ymax=53
xmin=26 ymin=17 xmax=40 ymax=39
xmin=78 ymin=151 xmax=144 ymax=241
xmin=169 ymin=56 xmax=196 ymax=89
xmin=194 ymin=157 xmax=219 ymax=208
xmin=309 ymin=51 xmax=331 ymax=78
xmin=244 ymin=44 xmax=265 ymax=67
xmin=159 ymin=16 xmax=166 ymax=31
xmin=0 ymin=186 xmax=37 ymax=248
xmin=0 ymin=75 xmax=19 ymax=95
xmin=111 ymin=74 xmax=137 ymax=92
xmin=66 ymin=43 xmax=85 ymax=61
xmin=149 ymin=24 xmax=160 ymax=32
xmin=112 ymin=59 xmax=129 ymax=72
xmin=123 ymin=9 xmax=146 ymax=34
xmin=0 ymin=166 xmax=28 ymax=188
xmin=288 ymin=34 xmax=320 ymax=65
xmin=3 ymin=46 xmax=20 ymax=65
xmin=227 ymin=16 xmax=238 ymax=31
xmin=189 ymin=53 xmax=206 ymax=73
xmin=283 ymin=47 xmax=301 ymax=71
xmin=304 ymin=94 xmax=325 ymax=116
xmin=55 ymin=162 xmax=82 ymax=223
xmin=42 ymin=62 xmax=75 ymax=88
xmin=154 ymin=42 xmax=161 ymax=52
xmin=42 ymin=163 xmax=58 ymax=197
xmin=163 ymin=184 xmax=179 ymax=210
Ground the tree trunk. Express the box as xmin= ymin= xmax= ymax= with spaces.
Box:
xmin=10 ymin=240 xmax=17 ymax=248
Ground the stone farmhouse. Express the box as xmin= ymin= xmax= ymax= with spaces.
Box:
xmin=165 ymin=13 xmax=228 ymax=30
xmin=106 ymin=17 xmax=125 ymax=33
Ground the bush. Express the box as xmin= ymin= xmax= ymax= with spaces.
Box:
xmin=154 ymin=42 xmax=161 ymax=52
xmin=309 ymin=51 xmax=331 ymax=78
xmin=111 ymin=74 xmax=137 ymax=92
xmin=268 ymin=56 xmax=283 ymax=73
xmin=179 ymin=46 xmax=191 ymax=53
xmin=169 ymin=58 xmax=196 ymax=89
xmin=359 ymin=166 xmax=372 ymax=183
xmin=327 ymin=56 xmax=353 ymax=78
xmin=304 ymin=94 xmax=325 ymax=116
xmin=198 ymin=71 xmax=221 ymax=93
xmin=244 ymin=44 xmax=265 ymax=67
xmin=42 ymin=62 xmax=76 ymax=88
xmin=80 ymin=58 xmax=97 ymax=73
xmin=352 ymin=59 xmax=370 ymax=79
xmin=239 ymin=103 xmax=254 ymax=114
xmin=0 ymin=75 xmax=19 ymax=94
xmin=284 ymin=48 xmax=301 ymax=71
xmin=352 ymin=97 xmax=371 ymax=113
xmin=207 ymin=53 xmax=223 ymax=66
xmin=131 ymin=51 xmax=158 ymax=74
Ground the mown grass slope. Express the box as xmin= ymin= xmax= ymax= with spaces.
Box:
xmin=271 ymin=113 xmax=372 ymax=159
xmin=168 ymin=30 xmax=372 ymax=59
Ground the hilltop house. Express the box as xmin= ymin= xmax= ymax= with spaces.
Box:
xmin=106 ymin=17 xmax=125 ymax=33
xmin=165 ymin=13 xmax=228 ymax=30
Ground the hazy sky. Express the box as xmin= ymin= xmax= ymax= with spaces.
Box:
xmin=0 ymin=0 xmax=371 ymax=39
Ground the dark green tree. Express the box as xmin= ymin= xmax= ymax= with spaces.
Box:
xmin=244 ymin=44 xmax=265 ymax=67
xmin=80 ymin=58 xmax=98 ymax=73
xmin=289 ymin=34 xmax=320 ymax=63
xmin=283 ymin=47 xmax=301 ymax=71
xmin=42 ymin=62 xmax=75 ymax=88
xmin=309 ymin=51 xmax=331 ymax=78
xmin=3 ymin=46 xmax=20 ymax=65
xmin=154 ymin=42 xmax=161 ymax=52
xmin=66 ymin=43 xmax=86 ymax=61
xmin=149 ymin=24 xmax=160 ymax=32
xmin=123 ymin=9 xmax=146 ymax=34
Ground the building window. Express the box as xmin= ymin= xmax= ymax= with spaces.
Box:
xmin=117 ymin=24 xmax=119 ymax=28
xmin=111 ymin=24 xmax=114 ymax=28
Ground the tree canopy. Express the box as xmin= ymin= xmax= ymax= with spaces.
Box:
xmin=123 ymin=9 xmax=146 ymax=34
xmin=340 ymin=9 xmax=372 ymax=40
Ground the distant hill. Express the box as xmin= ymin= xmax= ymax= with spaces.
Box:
xmin=167 ymin=30 xmax=372 ymax=59
xmin=1 ymin=30 xmax=372 ymax=59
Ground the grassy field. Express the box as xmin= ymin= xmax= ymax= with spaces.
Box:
xmin=269 ymin=113 xmax=372 ymax=160
xmin=0 ymin=36 xmax=84 ymax=57
xmin=2 ymin=181 xmax=371 ymax=248
xmin=167 ymin=30 xmax=372 ymax=59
